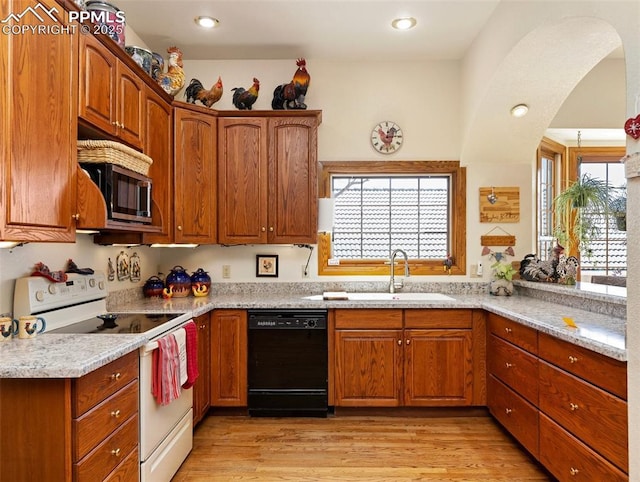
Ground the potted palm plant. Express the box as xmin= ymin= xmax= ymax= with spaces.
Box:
xmin=553 ymin=173 xmax=610 ymax=258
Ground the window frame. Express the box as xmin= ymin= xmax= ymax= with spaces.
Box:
xmin=536 ymin=137 xmax=564 ymax=259
xmin=317 ymin=160 xmax=466 ymax=276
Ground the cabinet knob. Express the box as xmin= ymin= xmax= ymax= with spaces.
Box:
xmin=568 ymin=355 xmax=578 ymax=364
xmin=504 ymin=327 xmax=512 ymax=334
xmin=111 ymin=121 xmax=118 ymax=127
xmin=406 ymin=339 xmax=410 ymax=345
xmin=111 ymin=448 xmax=121 ymax=457
xmin=569 ymin=402 xmax=579 ymax=411
xmin=111 ymin=409 xmax=121 ymax=419
xmin=397 ymin=339 xmax=402 ymax=345
xmin=505 ymin=362 xmax=514 ymax=369
xmin=505 ymin=408 xmax=513 ymax=415
xmin=261 ymin=227 xmax=266 ymax=232
xmin=111 ymin=372 xmax=121 ymax=381
xmin=72 ymin=213 xmax=80 ymax=221
xmin=269 ymin=226 xmax=274 ymax=232
xmin=569 ymin=467 xmax=579 ymax=476
xmin=177 ymin=225 xmax=183 ymax=231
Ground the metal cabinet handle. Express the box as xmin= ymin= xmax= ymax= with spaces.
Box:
xmin=569 ymin=402 xmax=579 ymax=411
xmin=111 ymin=409 xmax=121 ymax=418
xmin=569 ymin=467 xmax=579 ymax=476
xmin=71 ymin=213 xmax=80 ymax=221
xmin=505 ymin=408 xmax=512 ymax=415
xmin=505 ymin=362 xmax=514 ymax=368
xmin=504 ymin=327 xmax=512 ymax=334
xmin=568 ymin=355 xmax=578 ymax=364
xmin=111 ymin=448 xmax=121 ymax=457
xmin=111 ymin=372 xmax=121 ymax=381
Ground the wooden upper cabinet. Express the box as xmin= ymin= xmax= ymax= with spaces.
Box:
xmin=79 ymin=33 xmax=144 ymax=150
xmin=142 ymin=87 xmax=173 ymax=243
xmin=268 ymin=117 xmax=318 ymax=243
xmin=0 ymin=0 xmax=77 ymax=242
xmin=173 ymin=105 xmax=217 ymax=244
xmin=218 ymin=113 xmax=320 ymax=244
xmin=217 ymin=117 xmax=268 ymax=244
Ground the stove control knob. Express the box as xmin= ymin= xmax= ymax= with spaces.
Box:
xmin=98 ymin=281 xmax=105 ymax=291
xmin=35 ymin=290 xmax=45 ymax=302
xmin=48 ymin=284 xmax=57 ymax=295
xmin=307 ymin=319 xmax=317 ymax=328
xmin=89 ymin=278 xmax=96 ymax=288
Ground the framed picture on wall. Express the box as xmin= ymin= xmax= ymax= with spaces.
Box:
xmin=256 ymin=254 xmax=279 ymax=277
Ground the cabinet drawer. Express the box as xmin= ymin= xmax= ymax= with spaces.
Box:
xmin=334 ymin=309 xmax=403 ymax=329
xmin=74 ymin=380 xmax=139 ymax=461
xmin=539 ymin=361 xmax=627 ymax=472
xmin=488 ymin=313 xmax=537 ymax=354
xmin=104 ymin=447 xmax=139 ymax=482
xmin=75 ymin=414 xmax=139 ymax=482
xmin=539 ymin=332 xmax=627 ymax=400
xmin=404 ymin=309 xmax=472 ymax=329
xmin=488 ymin=334 xmax=538 ymax=405
xmin=74 ymin=351 xmax=139 ymax=416
xmin=487 ymin=375 xmax=539 ymax=458
xmin=539 ymin=413 xmax=627 ymax=482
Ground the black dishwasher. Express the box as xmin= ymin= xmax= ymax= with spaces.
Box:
xmin=248 ymin=309 xmax=328 ymax=417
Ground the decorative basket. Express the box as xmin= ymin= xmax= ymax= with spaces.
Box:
xmin=77 ymin=140 xmax=153 ymax=176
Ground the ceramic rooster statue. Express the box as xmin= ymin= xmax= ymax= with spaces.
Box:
xmin=156 ymin=46 xmax=185 ymax=97
xmin=231 ymin=77 xmax=260 ymax=110
xmin=185 ymin=76 xmax=223 ymax=108
xmin=272 ymin=58 xmax=310 ymax=109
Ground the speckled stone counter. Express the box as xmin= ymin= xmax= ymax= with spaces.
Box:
xmin=1 ymin=281 xmax=627 ymax=378
xmin=0 ymin=333 xmax=147 ymax=378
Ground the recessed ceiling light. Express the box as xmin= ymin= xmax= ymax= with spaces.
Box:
xmin=510 ymin=104 xmax=529 ymax=118
xmin=195 ymin=16 xmax=219 ymax=28
xmin=391 ymin=17 xmax=417 ymax=30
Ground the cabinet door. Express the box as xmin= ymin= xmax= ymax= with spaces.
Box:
xmin=174 ymin=107 xmax=217 ymax=244
xmin=404 ymin=329 xmax=473 ymax=406
xmin=0 ymin=0 xmax=77 ymax=242
xmin=211 ymin=310 xmax=247 ymax=406
xmin=268 ymin=117 xmax=318 ymax=243
xmin=142 ymin=88 xmax=173 ymax=243
xmin=334 ymin=329 xmax=403 ymax=407
xmin=193 ymin=313 xmax=211 ymax=425
xmin=217 ymin=118 xmax=268 ymax=244
xmin=78 ymin=33 xmax=117 ymax=136
xmin=115 ymin=62 xmax=144 ymax=149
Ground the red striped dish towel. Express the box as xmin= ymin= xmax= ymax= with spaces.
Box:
xmin=182 ymin=320 xmax=199 ymax=389
xmin=151 ymin=333 xmax=181 ymax=406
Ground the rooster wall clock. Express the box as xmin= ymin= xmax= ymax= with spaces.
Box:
xmin=371 ymin=121 xmax=403 ymax=154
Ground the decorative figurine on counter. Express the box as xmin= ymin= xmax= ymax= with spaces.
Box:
xmin=231 ymin=77 xmax=260 ymax=110
xmin=443 ymin=254 xmax=454 ymax=275
xmin=185 ymin=76 xmax=223 ymax=108
xmin=272 ymin=58 xmax=310 ymax=110
xmin=156 ymin=46 xmax=185 ymax=97
xmin=65 ymin=259 xmax=94 ymax=275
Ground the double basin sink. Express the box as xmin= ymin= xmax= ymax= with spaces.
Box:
xmin=302 ymin=292 xmax=456 ymax=301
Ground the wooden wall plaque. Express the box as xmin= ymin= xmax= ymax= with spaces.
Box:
xmin=479 ymin=187 xmax=520 ymax=223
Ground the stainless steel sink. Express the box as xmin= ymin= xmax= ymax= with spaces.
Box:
xmin=302 ymin=292 xmax=455 ymax=301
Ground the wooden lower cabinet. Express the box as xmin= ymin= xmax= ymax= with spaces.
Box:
xmin=0 ymin=351 xmax=140 ymax=481
xmin=487 ymin=313 xmax=628 ymax=480
xmin=192 ymin=313 xmax=211 ymax=425
xmin=333 ymin=309 xmax=477 ymax=407
xmin=211 ymin=309 xmax=248 ymax=407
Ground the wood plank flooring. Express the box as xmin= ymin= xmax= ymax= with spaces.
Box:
xmin=173 ymin=415 xmax=552 ymax=481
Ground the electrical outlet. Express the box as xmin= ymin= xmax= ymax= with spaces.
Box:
xmin=222 ymin=265 xmax=231 ymax=279
xmin=301 ymin=265 xmax=309 ymax=278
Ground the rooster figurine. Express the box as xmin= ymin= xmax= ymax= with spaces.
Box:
xmin=185 ymin=76 xmax=223 ymax=108
xmin=272 ymin=58 xmax=310 ymax=110
xmin=156 ymin=46 xmax=185 ymax=97
xmin=231 ymin=77 xmax=260 ymax=110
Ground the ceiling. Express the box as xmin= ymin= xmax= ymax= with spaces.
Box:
xmin=117 ymin=0 xmax=501 ymax=61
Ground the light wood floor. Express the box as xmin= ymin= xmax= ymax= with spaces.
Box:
xmin=172 ymin=415 xmax=552 ymax=481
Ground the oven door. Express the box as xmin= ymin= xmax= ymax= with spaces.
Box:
xmin=139 ymin=337 xmax=193 ymax=481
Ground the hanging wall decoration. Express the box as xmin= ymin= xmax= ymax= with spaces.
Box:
xmin=480 ymin=226 xmax=516 ymax=247
xmin=479 ymin=187 xmax=520 ymax=222
xmin=130 ymin=252 xmax=141 ymax=282
xmin=116 ymin=251 xmax=130 ymax=281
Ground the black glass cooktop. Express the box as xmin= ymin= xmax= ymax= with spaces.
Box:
xmin=48 ymin=313 xmax=184 ymax=335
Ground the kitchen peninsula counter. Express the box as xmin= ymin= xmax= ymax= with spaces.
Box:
xmin=1 ymin=285 xmax=627 ymax=378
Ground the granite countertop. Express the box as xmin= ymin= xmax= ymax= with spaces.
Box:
xmin=0 ymin=287 xmax=627 ymax=379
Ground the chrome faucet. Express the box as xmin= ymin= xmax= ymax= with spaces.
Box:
xmin=389 ymin=249 xmax=410 ymax=293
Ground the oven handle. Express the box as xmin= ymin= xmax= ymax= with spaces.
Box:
xmin=141 ymin=340 xmax=160 ymax=355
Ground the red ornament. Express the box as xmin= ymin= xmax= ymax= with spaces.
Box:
xmin=624 ymin=115 xmax=640 ymax=139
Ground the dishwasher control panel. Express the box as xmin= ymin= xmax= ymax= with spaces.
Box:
xmin=248 ymin=310 xmax=327 ymax=329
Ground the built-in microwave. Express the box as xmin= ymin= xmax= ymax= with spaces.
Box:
xmin=80 ymin=162 xmax=152 ymax=224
